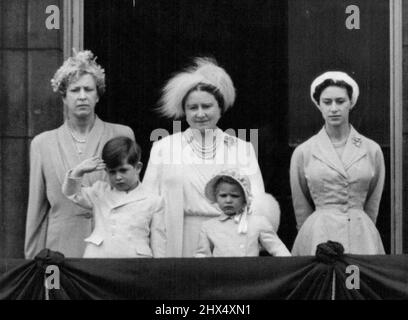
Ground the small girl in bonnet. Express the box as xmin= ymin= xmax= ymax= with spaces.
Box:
xmin=194 ymin=169 xmax=290 ymax=257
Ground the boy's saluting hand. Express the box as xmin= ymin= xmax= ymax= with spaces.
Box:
xmin=71 ymin=156 xmax=106 ymax=178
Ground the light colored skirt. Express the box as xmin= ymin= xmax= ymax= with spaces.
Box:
xmin=292 ymin=208 xmax=385 ymax=256
xmin=182 ymin=214 xmax=216 ymax=257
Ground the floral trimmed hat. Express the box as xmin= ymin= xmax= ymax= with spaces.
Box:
xmin=50 ymin=49 xmax=105 ymax=96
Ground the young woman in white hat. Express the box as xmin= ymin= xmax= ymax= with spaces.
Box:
xmin=290 ymin=71 xmax=385 ymax=255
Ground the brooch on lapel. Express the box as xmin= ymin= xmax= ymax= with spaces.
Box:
xmin=352 ymin=137 xmax=362 ymax=148
xmin=185 ymin=133 xmax=194 ymax=144
xmin=224 ymin=134 xmax=237 ymax=147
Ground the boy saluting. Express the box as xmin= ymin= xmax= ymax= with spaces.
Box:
xmin=62 ymin=136 xmax=166 ymax=258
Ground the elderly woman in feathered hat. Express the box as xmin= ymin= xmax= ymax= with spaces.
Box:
xmin=290 ymin=71 xmax=385 ymax=255
xmin=143 ymin=57 xmax=275 ymax=257
xmin=25 ymin=50 xmax=135 ymax=259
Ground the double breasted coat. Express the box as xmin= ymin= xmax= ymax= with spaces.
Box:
xmin=24 ymin=117 xmax=134 ymax=258
xmin=290 ymin=126 xmax=385 ymax=255
xmin=62 ymin=177 xmax=166 ymax=258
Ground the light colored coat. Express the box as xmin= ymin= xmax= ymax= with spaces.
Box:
xmin=195 ymin=214 xmax=291 ymax=257
xmin=24 ymin=117 xmax=135 ymax=259
xmin=62 ymin=177 xmax=166 ymax=258
xmin=143 ymin=131 xmax=265 ymax=257
xmin=290 ymin=126 xmax=385 ymax=255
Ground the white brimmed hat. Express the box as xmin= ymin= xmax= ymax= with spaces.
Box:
xmin=310 ymin=71 xmax=359 ymax=109
xmin=158 ymin=57 xmax=236 ymax=119
xmin=205 ymin=169 xmax=252 ymax=234
xmin=205 ymin=169 xmax=252 ymax=205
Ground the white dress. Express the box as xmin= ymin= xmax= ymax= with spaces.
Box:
xmin=143 ymin=128 xmax=265 ymax=257
xmin=290 ymin=126 xmax=385 ymax=255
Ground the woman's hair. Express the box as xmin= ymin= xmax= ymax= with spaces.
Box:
xmin=312 ymin=79 xmax=353 ymax=104
xmin=102 ymin=137 xmax=141 ymax=169
xmin=51 ymin=50 xmax=105 ymax=97
xmin=181 ymin=83 xmax=225 ymax=113
xmin=214 ymin=176 xmax=246 ymax=203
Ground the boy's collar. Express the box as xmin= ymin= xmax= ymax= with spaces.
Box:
xmin=108 ymin=182 xmax=147 ymax=210
xmin=124 ymin=180 xmax=141 ymax=193
xmin=110 ymin=180 xmax=141 ymax=193
xmin=218 ymin=212 xmax=236 ymax=221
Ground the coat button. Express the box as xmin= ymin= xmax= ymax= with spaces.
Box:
xmin=85 ymin=212 xmax=92 ymax=219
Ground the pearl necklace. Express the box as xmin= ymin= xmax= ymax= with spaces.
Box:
xmin=185 ymin=129 xmax=221 ymax=160
xmin=67 ymin=126 xmax=88 ymax=155
xmin=332 ymin=140 xmax=347 ymax=148
xmin=331 ymin=138 xmax=347 ymax=148
xmin=68 ymin=126 xmax=87 ymax=144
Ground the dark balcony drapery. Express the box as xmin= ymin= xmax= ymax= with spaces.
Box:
xmin=1 ymin=246 xmax=407 ymax=300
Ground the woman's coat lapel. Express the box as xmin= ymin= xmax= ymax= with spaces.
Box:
xmin=53 ymin=117 xmax=106 ymax=186
xmin=342 ymin=126 xmax=367 ymax=170
xmin=312 ymin=126 xmax=367 ymax=178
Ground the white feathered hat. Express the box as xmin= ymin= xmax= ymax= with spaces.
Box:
xmin=310 ymin=71 xmax=360 ymax=109
xmin=158 ymin=57 xmax=236 ymax=119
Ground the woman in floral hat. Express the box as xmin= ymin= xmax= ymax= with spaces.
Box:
xmin=25 ymin=50 xmax=134 ymax=258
